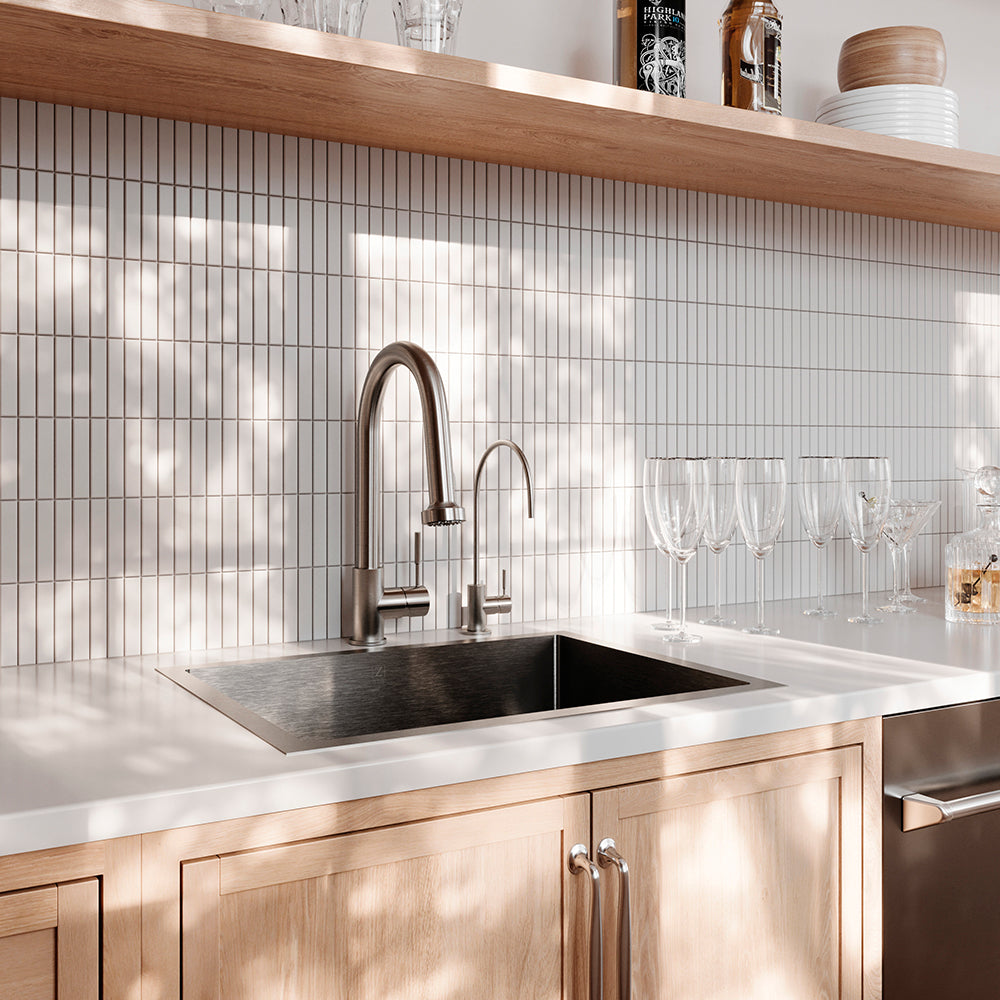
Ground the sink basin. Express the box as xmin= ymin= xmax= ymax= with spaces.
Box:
xmin=158 ymin=634 xmax=773 ymax=754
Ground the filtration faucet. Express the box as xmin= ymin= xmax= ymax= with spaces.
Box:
xmin=463 ymin=439 xmax=534 ymax=635
xmin=350 ymin=342 xmax=464 ymax=646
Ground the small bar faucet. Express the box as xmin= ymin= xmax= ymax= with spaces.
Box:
xmin=463 ymin=440 xmax=535 ymax=635
xmin=351 ymin=342 xmax=465 ymax=646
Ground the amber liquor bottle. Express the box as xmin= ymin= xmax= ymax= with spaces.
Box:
xmin=615 ymin=0 xmax=687 ymax=97
xmin=720 ymin=0 xmax=782 ymax=113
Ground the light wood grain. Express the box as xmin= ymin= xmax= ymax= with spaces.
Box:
xmin=838 ymin=26 xmax=946 ymax=91
xmin=104 ymin=837 xmax=143 ymax=1000
xmin=220 ymin=797 xmax=565 ymax=895
xmin=0 ymin=927 xmax=56 ymax=1000
xmin=0 ymin=842 xmax=105 ymax=896
xmin=140 ymin=719 xmax=877 ymax=999
xmin=595 ymin=741 xmax=875 ymax=1000
xmin=184 ymin=798 xmax=577 ymax=999
xmin=1 ymin=0 xmax=999 ymax=230
xmin=57 ymin=879 xmax=100 ymax=1000
xmin=0 ymin=884 xmax=57 ymax=938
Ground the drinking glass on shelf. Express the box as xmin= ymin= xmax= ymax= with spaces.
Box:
xmin=210 ymin=0 xmax=269 ymax=18
xmin=841 ymin=457 xmax=892 ymax=625
xmin=392 ymin=0 xmax=464 ymax=54
xmin=700 ymin=457 xmax=739 ymax=627
xmin=316 ymin=0 xmax=369 ymax=34
xmin=642 ymin=458 xmax=679 ymax=634
xmin=652 ymin=458 xmax=710 ymax=644
xmin=736 ymin=457 xmax=787 ymax=635
xmin=878 ymin=499 xmax=941 ymax=614
xmin=797 ymin=456 xmax=842 ymax=617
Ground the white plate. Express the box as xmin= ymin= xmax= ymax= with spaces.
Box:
xmin=818 ymin=98 xmax=959 ymax=120
xmin=839 ymin=124 xmax=958 ymax=146
xmin=819 ymin=83 xmax=957 ymax=105
xmin=819 ymin=112 xmax=959 ymax=131
xmin=818 ymin=90 xmax=958 ymax=116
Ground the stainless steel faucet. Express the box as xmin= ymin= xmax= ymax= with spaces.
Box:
xmin=351 ymin=342 xmax=465 ymax=646
xmin=463 ymin=439 xmax=534 ymax=635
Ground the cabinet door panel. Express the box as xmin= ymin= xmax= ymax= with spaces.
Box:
xmin=0 ymin=879 xmax=100 ymax=1000
xmin=183 ymin=796 xmax=590 ymax=1000
xmin=595 ymin=748 xmax=863 ymax=1000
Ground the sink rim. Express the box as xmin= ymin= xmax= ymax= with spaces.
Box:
xmin=156 ymin=632 xmax=777 ymax=755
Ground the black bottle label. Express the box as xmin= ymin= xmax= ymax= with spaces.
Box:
xmin=636 ymin=1 xmax=686 ymax=97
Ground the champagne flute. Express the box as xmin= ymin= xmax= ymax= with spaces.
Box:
xmin=736 ymin=457 xmax=787 ymax=635
xmin=797 ymin=456 xmax=842 ymax=617
xmin=653 ymin=458 xmax=710 ymax=644
xmin=700 ymin=457 xmax=739 ymax=626
xmin=642 ymin=458 xmax=678 ymax=633
xmin=841 ymin=457 xmax=892 ymax=625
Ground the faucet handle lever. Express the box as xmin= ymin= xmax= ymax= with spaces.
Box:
xmin=501 ymin=569 xmax=507 ymax=597
xmin=413 ymin=531 xmax=422 ymax=588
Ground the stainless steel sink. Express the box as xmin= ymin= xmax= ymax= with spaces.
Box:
xmin=157 ymin=634 xmax=773 ymax=754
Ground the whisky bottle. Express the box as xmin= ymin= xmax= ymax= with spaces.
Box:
xmin=720 ymin=0 xmax=781 ymax=113
xmin=615 ymin=0 xmax=687 ymax=97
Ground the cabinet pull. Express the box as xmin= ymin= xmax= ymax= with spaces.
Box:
xmin=569 ymin=844 xmax=603 ymax=1000
xmin=598 ymin=838 xmax=631 ymax=1000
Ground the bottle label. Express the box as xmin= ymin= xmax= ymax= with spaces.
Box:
xmin=736 ymin=12 xmax=780 ymax=112
xmin=636 ymin=1 xmax=686 ymax=97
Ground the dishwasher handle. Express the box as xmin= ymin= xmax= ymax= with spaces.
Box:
xmin=899 ymin=785 xmax=1000 ymax=831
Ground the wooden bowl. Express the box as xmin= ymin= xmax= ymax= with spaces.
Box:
xmin=838 ymin=26 xmax=946 ymax=92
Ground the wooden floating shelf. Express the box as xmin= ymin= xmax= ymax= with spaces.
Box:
xmin=3 ymin=0 xmax=1000 ymax=230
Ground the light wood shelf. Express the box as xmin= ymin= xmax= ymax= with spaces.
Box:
xmin=2 ymin=0 xmax=1000 ymax=230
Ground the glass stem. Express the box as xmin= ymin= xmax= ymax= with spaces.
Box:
xmin=756 ymin=556 xmax=765 ymax=630
xmin=666 ymin=559 xmax=674 ymax=626
xmin=816 ymin=547 xmax=825 ymax=613
xmin=679 ymin=561 xmax=688 ymax=634
xmin=861 ymin=550 xmax=870 ymax=617
xmin=902 ymin=545 xmax=913 ymax=598
xmin=890 ymin=546 xmax=901 ymax=604
xmin=713 ymin=552 xmax=722 ymax=620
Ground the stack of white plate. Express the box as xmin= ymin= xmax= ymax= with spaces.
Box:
xmin=816 ymin=84 xmax=959 ymax=147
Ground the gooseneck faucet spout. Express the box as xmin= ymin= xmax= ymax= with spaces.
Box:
xmin=464 ymin=439 xmax=535 ymax=635
xmin=351 ymin=342 xmax=465 ymax=646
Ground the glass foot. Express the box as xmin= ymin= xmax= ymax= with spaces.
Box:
xmin=802 ymin=607 xmax=837 ymax=617
xmin=848 ymin=614 xmax=883 ymax=625
xmin=743 ymin=624 xmax=780 ymax=636
xmin=699 ymin=615 xmax=736 ymax=626
xmin=899 ymin=592 xmax=928 ymax=604
xmin=877 ymin=601 xmax=916 ymax=615
xmin=663 ymin=630 xmax=702 ymax=644
xmin=652 ymin=621 xmax=679 ymax=632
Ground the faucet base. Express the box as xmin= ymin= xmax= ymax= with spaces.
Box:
xmin=351 ymin=567 xmax=386 ymax=646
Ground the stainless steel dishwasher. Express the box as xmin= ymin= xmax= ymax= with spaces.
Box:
xmin=884 ymin=698 xmax=1000 ymax=998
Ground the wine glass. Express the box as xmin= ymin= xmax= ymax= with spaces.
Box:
xmin=878 ymin=499 xmax=941 ymax=614
xmin=642 ymin=458 xmax=678 ymax=633
xmin=797 ymin=456 xmax=842 ymax=617
xmin=700 ymin=457 xmax=738 ymax=627
xmin=841 ymin=457 xmax=892 ymax=625
xmin=736 ymin=458 xmax=787 ymax=635
xmin=652 ymin=458 xmax=710 ymax=644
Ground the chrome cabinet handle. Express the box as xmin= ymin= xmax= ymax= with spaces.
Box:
xmin=899 ymin=785 xmax=1000 ymax=831
xmin=569 ymin=844 xmax=603 ymax=1000
xmin=598 ymin=838 xmax=631 ymax=1000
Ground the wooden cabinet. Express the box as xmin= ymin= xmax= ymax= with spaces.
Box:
xmin=179 ymin=797 xmax=591 ymax=1000
xmin=594 ymin=746 xmax=868 ymax=999
xmin=0 ymin=879 xmax=100 ymax=1000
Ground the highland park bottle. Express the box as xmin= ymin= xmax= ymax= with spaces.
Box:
xmin=615 ymin=0 xmax=687 ymax=97
xmin=720 ymin=0 xmax=782 ymax=113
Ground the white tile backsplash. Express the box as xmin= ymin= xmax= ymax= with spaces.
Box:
xmin=0 ymin=96 xmax=999 ymax=664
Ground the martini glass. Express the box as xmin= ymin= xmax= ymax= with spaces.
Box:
xmin=879 ymin=499 xmax=941 ymax=613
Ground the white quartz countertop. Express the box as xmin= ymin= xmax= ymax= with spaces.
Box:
xmin=4 ymin=587 xmax=1000 ymax=857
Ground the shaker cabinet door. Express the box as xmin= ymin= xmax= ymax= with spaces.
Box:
xmin=593 ymin=747 xmax=865 ymax=1000
xmin=181 ymin=795 xmax=590 ymax=1000
xmin=0 ymin=879 xmax=100 ymax=1000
